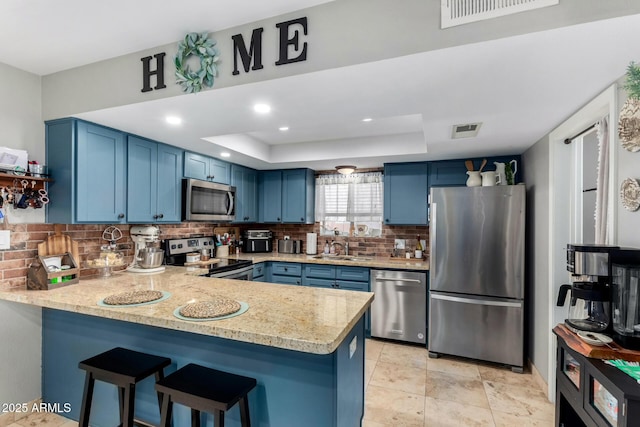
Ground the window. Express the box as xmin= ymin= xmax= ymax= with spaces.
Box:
xmin=315 ymin=172 xmax=383 ymax=237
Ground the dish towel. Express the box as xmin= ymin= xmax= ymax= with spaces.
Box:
xmin=605 ymin=359 xmax=640 ymax=383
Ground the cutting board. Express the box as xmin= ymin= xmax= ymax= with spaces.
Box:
xmin=38 ymin=224 xmax=80 ymax=267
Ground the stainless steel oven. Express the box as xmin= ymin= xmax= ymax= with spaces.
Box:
xmin=206 ymin=263 xmax=253 ymax=280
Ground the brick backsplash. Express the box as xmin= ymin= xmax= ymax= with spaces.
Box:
xmin=0 ymin=222 xmax=428 ymax=290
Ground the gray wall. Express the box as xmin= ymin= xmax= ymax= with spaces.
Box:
xmin=522 ymin=134 xmax=551 ymax=381
xmin=0 ymin=61 xmax=43 ymax=405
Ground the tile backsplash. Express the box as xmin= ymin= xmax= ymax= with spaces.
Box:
xmin=0 ymin=222 xmax=428 ymax=290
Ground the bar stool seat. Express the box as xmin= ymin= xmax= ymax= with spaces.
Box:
xmin=78 ymin=347 xmax=171 ymax=427
xmin=155 ymin=363 xmax=257 ymax=427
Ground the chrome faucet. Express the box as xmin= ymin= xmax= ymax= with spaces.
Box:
xmin=331 ymin=241 xmax=349 ymax=255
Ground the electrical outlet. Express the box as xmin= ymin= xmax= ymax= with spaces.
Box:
xmin=394 ymin=239 xmax=405 ymax=250
xmin=0 ymin=230 xmax=10 ymax=250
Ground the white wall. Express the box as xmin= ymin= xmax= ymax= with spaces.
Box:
xmin=0 ymin=61 xmax=43 ymax=405
xmin=522 ymin=134 xmax=551 ymax=384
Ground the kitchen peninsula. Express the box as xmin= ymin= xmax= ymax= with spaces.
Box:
xmin=0 ymin=267 xmax=372 ymax=427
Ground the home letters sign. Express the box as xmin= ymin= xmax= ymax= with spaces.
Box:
xmin=140 ymin=17 xmax=308 ymax=92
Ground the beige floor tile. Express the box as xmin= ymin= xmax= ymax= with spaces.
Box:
xmin=12 ymin=412 xmax=67 ymax=427
xmin=484 ymin=381 xmax=554 ymax=423
xmin=426 ymin=370 xmax=490 ymax=409
xmin=361 ymin=419 xmax=390 ymax=427
xmin=478 ymin=364 xmax=538 ymax=389
xmin=370 ymin=361 xmax=427 ymax=395
xmin=365 ymin=358 xmax=377 ymax=389
xmin=364 ymin=384 xmax=425 ymax=427
xmin=379 ymin=342 xmax=429 ymax=370
xmin=58 ymin=421 xmax=78 ymax=427
xmin=426 ymin=356 xmax=481 ymax=380
xmin=424 ymin=396 xmax=496 ymax=427
xmin=366 ymin=338 xmax=385 ymax=361
xmin=492 ymin=410 xmax=553 ymax=427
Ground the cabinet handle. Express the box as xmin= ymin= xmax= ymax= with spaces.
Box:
xmin=277 ymin=217 xmax=281 ymax=221
xmin=158 ymin=213 xmax=164 ymax=219
xmin=385 ymin=218 xmax=389 ymax=222
xmin=118 ymin=213 xmax=125 ymax=219
xmin=300 ymin=217 xmax=304 ymax=221
xmin=284 ymin=267 xmax=288 ymax=272
xmin=153 ymin=214 xmax=158 ymax=219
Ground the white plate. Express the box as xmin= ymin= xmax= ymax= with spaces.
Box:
xmin=621 ymin=178 xmax=640 ymax=212
xmin=577 ymin=332 xmax=613 ymax=346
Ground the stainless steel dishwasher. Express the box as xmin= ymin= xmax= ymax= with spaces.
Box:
xmin=370 ymin=269 xmax=427 ymax=344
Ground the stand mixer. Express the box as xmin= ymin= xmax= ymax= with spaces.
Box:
xmin=128 ymin=225 xmax=165 ymax=273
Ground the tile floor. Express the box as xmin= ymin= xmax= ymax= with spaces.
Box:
xmin=4 ymin=339 xmax=554 ymax=427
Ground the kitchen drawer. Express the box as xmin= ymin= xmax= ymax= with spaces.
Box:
xmin=304 ymin=278 xmax=334 ymax=288
xmin=335 ymin=280 xmax=368 ymax=291
xmin=253 ymin=263 xmax=266 ymax=278
xmin=270 ymin=275 xmax=301 ymax=286
xmin=303 ymin=264 xmax=336 ymax=280
xmin=271 ymin=262 xmax=302 ymax=277
xmin=336 ymin=266 xmax=369 ymax=282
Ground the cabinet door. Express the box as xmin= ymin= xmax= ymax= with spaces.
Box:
xmin=282 ymin=169 xmax=314 ymax=223
xmin=232 ymin=165 xmax=258 ymax=222
xmin=156 ymin=144 xmax=183 ymax=222
xmin=429 ymin=160 xmax=468 ymax=187
xmin=383 ymin=162 xmax=429 ymax=225
xmin=259 ymin=170 xmax=283 ymax=222
xmin=210 ymin=158 xmax=231 ymax=185
xmin=127 ymin=136 xmax=158 ymax=223
xmin=270 ymin=275 xmax=302 ymax=286
xmin=183 ymin=152 xmax=209 ymax=181
xmin=76 ymin=122 xmax=127 ymax=223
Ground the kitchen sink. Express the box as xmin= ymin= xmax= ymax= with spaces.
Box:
xmin=311 ymin=255 xmax=372 ymax=262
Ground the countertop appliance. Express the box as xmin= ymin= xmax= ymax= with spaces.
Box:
xmin=428 ymin=186 xmax=525 ymax=372
xmin=163 ymin=236 xmax=253 ymax=280
xmin=128 ymin=225 xmax=165 ymax=273
xmin=278 ymin=239 xmax=302 ymax=254
xmin=243 ymin=230 xmax=273 ymax=253
xmin=182 ymin=178 xmax=235 ymax=222
xmin=370 ymin=269 xmax=427 ymax=344
xmin=558 ymin=244 xmax=620 ymax=334
xmin=610 ymin=249 xmax=640 ymax=349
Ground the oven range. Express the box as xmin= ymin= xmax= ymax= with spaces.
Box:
xmin=162 ymin=236 xmax=253 ymax=280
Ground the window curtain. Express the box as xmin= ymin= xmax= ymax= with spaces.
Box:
xmin=315 ymin=172 xmax=383 ymax=223
xmin=595 ymin=115 xmax=609 ymax=244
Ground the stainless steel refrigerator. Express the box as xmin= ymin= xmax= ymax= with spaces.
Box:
xmin=428 ymin=185 xmax=525 ymax=372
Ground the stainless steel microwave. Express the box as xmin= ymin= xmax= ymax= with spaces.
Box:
xmin=182 ymin=179 xmax=235 ymax=222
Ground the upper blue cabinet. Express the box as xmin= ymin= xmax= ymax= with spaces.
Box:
xmin=46 ymin=119 xmax=127 ymax=224
xmin=231 ymin=164 xmax=258 ymax=223
xmin=127 ymin=136 xmax=183 ymax=223
xmin=184 ymin=151 xmax=230 ymax=184
xmin=429 ymin=156 xmax=523 ymax=188
xmin=383 ymin=162 xmax=429 ymax=225
xmin=259 ymin=169 xmax=315 ymax=224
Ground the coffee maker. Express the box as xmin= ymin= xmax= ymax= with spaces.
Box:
xmin=557 ymin=244 xmax=619 ymax=333
xmin=611 ymin=249 xmax=640 ymax=349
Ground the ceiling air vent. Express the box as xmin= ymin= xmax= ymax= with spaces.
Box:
xmin=452 ymin=122 xmax=482 ymax=139
xmin=441 ymin=0 xmax=559 ymax=29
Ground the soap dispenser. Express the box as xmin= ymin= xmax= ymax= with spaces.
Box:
xmin=324 ymin=240 xmax=330 ymax=254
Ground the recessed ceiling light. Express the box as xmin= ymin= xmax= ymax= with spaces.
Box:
xmin=362 ymin=118 xmax=373 ymax=122
xmin=165 ymin=116 xmax=182 ymax=125
xmin=279 ymin=126 xmax=289 ymax=131
xmin=253 ymin=103 xmax=271 ymax=114
xmin=220 ymin=152 xmax=231 ymax=158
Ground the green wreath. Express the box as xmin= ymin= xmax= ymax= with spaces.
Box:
xmin=174 ymin=32 xmax=219 ymax=94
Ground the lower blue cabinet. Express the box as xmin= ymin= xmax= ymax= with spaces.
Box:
xmin=253 ymin=263 xmax=266 ymax=282
xmin=268 ymin=262 xmax=302 ymax=285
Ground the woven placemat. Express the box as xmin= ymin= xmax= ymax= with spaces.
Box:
xmin=179 ymin=297 xmax=241 ymax=319
xmin=173 ymin=301 xmax=248 ymax=322
xmin=103 ymin=290 xmax=164 ymax=306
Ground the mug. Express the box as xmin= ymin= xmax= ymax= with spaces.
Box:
xmin=481 ymin=171 xmax=500 ymax=186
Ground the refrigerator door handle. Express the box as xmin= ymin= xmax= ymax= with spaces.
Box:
xmin=430 ymin=293 xmax=522 ymax=308
xmin=430 ymin=201 xmax=436 ymax=278
xmin=374 ymin=277 xmax=422 ymax=284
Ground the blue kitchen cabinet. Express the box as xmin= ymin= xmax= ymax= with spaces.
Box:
xmin=429 ymin=156 xmax=522 ymax=188
xmin=269 ymin=262 xmax=302 ymax=285
xmin=127 ymin=136 xmax=183 ymax=223
xmin=231 ymin=164 xmax=258 ymax=223
xmin=258 ymin=170 xmax=283 ymax=222
xmin=258 ymin=168 xmax=315 ymax=224
xmin=253 ymin=263 xmax=266 ymax=281
xmin=383 ymin=162 xmax=429 ymax=225
xmin=184 ymin=151 xmax=230 ymax=184
xmin=46 ymin=118 xmax=127 ymax=224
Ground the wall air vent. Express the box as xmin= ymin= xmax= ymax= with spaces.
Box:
xmin=452 ymin=122 xmax=482 ymax=139
xmin=441 ymin=0 xmax=559 ymax=29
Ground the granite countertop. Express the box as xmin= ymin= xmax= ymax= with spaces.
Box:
xmin=0 ymin=266 xmax=373 ymax=355
xmin=230 ymin=252 xmax=430 ymax=270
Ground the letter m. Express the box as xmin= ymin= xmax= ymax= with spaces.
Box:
xmin=232 ymin=28 xmax=264 ymax=75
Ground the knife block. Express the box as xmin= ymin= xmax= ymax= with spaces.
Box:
xmin=27 ymin=252 xmax=79 ymax=290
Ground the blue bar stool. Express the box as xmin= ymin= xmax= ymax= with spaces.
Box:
xmin=78 ymin=347 xmax=171 ymax=427
xmin=155 ymin=363 xmax=257 ymax=427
